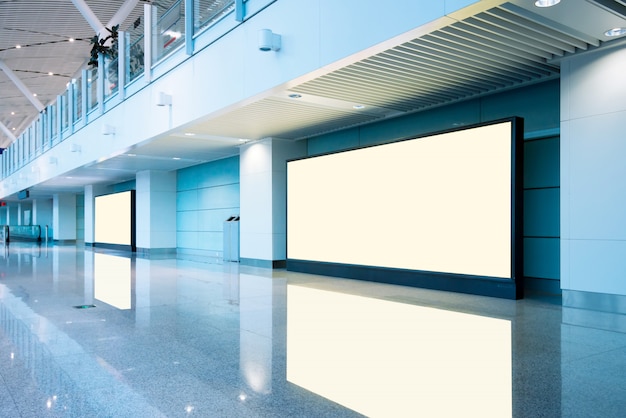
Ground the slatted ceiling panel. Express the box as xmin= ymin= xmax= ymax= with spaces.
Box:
xmin=291 ymin=4 xmax=591 ymax=117
xmin=389 ymin=42 xmax=524 ymax=86
xmin=419 ymin=31 xmax=557 ymax=77
xmin=488 ymin=8 xmax=591 ymax=52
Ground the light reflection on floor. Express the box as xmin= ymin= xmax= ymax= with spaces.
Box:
xmin=0 ymin=242 xmax=625 ymax=417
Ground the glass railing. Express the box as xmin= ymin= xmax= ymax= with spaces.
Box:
xmin=195 ymin=0 xmax=235 ymax=34
xmin=0 ymin=0 xmax=250 ymax=179
xmin=5 ymin=225 xmax=41 ymax=241
xmin=87 ymin=68 xmax=98 ymax=112
xmin=127 ymin=33 xmax=145 ymax=83
xmin=154 ymin=0 xmax=186 ymax=63
xmin=61 ymin=90 xmax=70 ymax=132
xmin=73 ymin=76 xmax=83 ymax=123
xmin=104 ymin=56 xmax=119 ymax=100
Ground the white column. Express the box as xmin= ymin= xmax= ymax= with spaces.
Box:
xmin=136 ymin=170 xmax=177 ymax=254
xmin=32 ymin=199 xmax=37 ymax=225
xmin=84 ymin=185 xmax=110 ymax=245
xmin=52 ymin=194 xmax=77 ymax=241
xmin=561 ymin=46 xmax=626 ymax=298
xmin=239 ymin=138 xmax=306 ymax=267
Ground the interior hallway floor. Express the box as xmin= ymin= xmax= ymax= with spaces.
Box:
xmin=0 ymin=242 xmax=624 ymax=417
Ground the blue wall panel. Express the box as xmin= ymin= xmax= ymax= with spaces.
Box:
xmin=524 ymin=188 xmax=560 ymax=237
xmin=176 ymin=155 xmax=239 ymax=258
xmin=524 ymin=137 xmax=559 ymax=189
xmin=524 ymin=237 xmax=560 ymax=279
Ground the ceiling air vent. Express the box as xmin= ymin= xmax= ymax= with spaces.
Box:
xmin=587 ymin=0 xmax=626 ymax=18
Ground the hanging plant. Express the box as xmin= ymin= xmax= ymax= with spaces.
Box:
xmin=88 ymin=25 xmax=120 ymax=68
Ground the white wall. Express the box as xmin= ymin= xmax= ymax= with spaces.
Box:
xmin=0 ymin=0 xmax=485 ymax=199
xmin=53 ymin=194 xmax=76 ymax=240
xmin=136 ymin=170 xmax=177 ymax=250
xmin=561 ymin=45 xmax=626 ymax=295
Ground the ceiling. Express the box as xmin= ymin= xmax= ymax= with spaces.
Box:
xmin=1 ymin=0 xmax=626 ymax=200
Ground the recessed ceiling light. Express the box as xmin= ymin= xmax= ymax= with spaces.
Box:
xmin=32 ymin=93 xmax=37 ymax=97
xmin=48 ymin=72 xmax=54 ymax=76
xmin=184 ymin=132 xmax=196 ymax=136
xmin=288 ymin=93 xmax=302 ymax=99
xmin=172 ymin=157 xmax=181 ymax=160
xmin=605 ymin=27 xmax=626 ymax=37
xmin=353 ymin=104 xmax=366 ymax=109
xmin=127 ymin=153 xmax=136 ymax=157
xmin=69 ymin=38 xmax=75 ymax=42
xmin=534 ymin=0 xmax=560 ymax=7
xmin=15 ymin=44 xmax=21 ymax=49
xmin=11 ymin=112 xmax=15 ymax=115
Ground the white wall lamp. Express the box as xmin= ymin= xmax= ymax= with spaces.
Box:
xmin=102 ymin=124 xmax=116 ymax=135
xmin=70 ymin=143 xmax=81 ymax=153
xmin=48 ymin=156 xmax=58 ymax=165
xmin=157 ymin=92 xmax=172 ymax=106
xmin=258 ymin=29 xmax=281 ymax=52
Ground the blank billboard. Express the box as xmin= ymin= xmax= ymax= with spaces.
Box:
xmin=94 ymin=190 xmax=135 ymax=249
xmin=287 ymin=118 xmax=522 ymax=298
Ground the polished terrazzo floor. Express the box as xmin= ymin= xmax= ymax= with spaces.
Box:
xmin=0 ymin=242 xmax=625 ymax=417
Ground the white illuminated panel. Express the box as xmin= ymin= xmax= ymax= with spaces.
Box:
xmin=287 ymin=285 xmax=512 ymax=417
xmin=94 ymin=253 xmax=131 ymax=310
xmin=95 ymin=191 xmax=132 ymax=246
xmin=287 ymin=121 xmax=513 ymax=278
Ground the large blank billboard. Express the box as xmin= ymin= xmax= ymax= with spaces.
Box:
xmin=287 ymin=118 xmax=523 ymax=298
xmin=94 ymin=190 xmax=135 ymax=250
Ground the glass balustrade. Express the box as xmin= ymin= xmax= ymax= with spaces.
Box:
xmin=154 ymin=0 xmax=186 ymax=63
xmin=195 ymin=0 xmax=235 ymax=34
xmin=1 ymin=0 xmax=248 ymax=178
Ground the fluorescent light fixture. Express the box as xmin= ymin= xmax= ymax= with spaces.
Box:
xmin=184 ymin=132 xmax=196 ymax=136
xmin=534 ymin=0 xmax=560 ymax=6
xmin=605 ymin=27 xmax=626 ymax=37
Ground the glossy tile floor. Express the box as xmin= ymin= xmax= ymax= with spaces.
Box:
xmin=0 ymin=243 xmax=625 ymax=417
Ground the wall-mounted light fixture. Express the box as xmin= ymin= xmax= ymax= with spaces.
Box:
xmin=70 ymin=143 xmax=81 ymax=152
xmin=102 ymin=124 xmax=116 ymax=135
xmin=258 ymin=29 xmax=281 ymax=52
xmin=48 ymin=156 xmax=58 ymax=165
xmin=157 ymin=92 xmax=172 ymax=106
